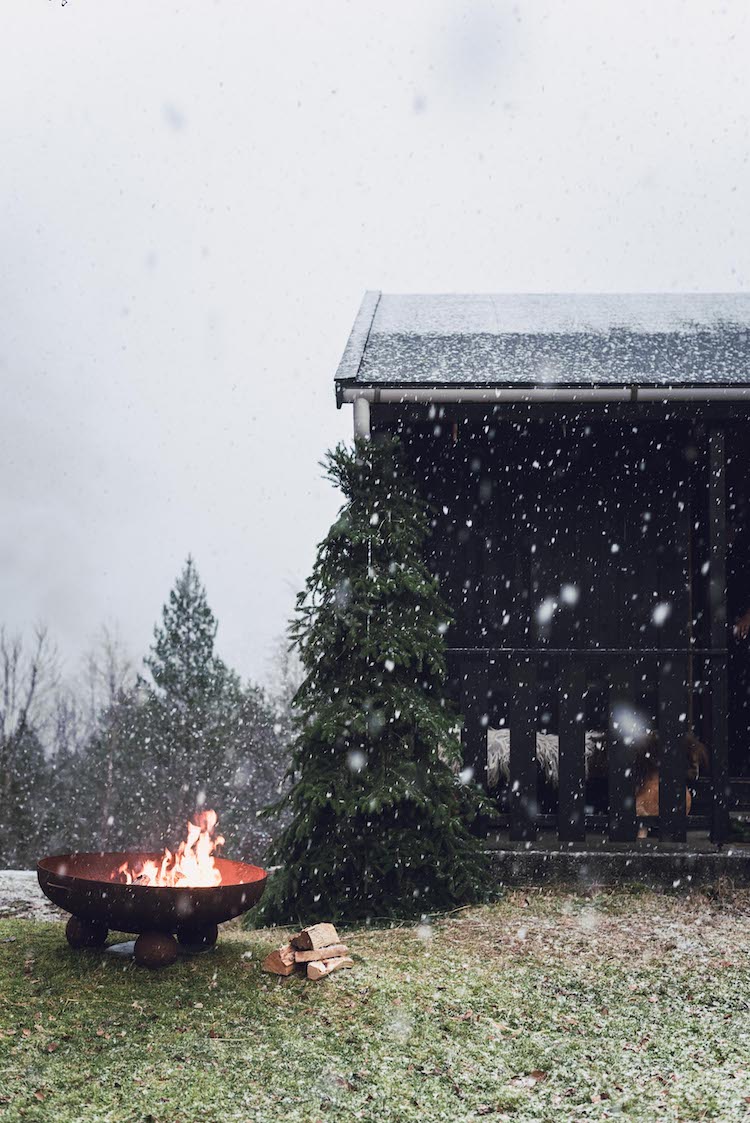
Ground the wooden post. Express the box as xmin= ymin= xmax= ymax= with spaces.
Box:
xmin=658 ymin=656 xmax=688 ymax=842
xmin=709 ymin=426 xmax=730 ymax=846
xmin=509 ymin=657 xmax=537 ymax=841
xmin=608 ymin=660 xmax=637 ymax=842
xmin=558 ymin=659 xmax=586 ymax=842
xmin=460 ymin=659 xmax=488 ymax=789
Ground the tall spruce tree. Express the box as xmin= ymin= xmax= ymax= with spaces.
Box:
xmin=146 ymin=556 xmax=231 ymax=710
xmin=137 ymin=557 xmax=287 ymax=853
xmin=255 ymin=437 xmax=490 ymax=925
xmin=144 ymin=557 xmax=238 ymax=835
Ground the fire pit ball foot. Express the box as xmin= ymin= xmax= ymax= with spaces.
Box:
xmin=176 ymin=923 xmax=218 ymax=952
xmin=134 ymin=931 xmax=179 ymax=969
xmin=65 ymin=916 xmax=108 ymax=949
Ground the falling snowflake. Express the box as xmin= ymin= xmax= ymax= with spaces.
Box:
xmin=652 ymin=602 xmax=671 ymax=627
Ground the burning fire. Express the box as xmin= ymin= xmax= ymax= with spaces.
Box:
xmin=115 ymin=810 xmax=225 ymax=888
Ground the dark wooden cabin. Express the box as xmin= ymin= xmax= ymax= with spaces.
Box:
xmin=334 ymin=292 xmax=750 ymax=852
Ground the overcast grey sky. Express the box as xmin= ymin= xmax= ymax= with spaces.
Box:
xmin=2 ymin=1 xmax=749 ymax=685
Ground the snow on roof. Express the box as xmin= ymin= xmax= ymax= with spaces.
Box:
xmin=335 ymin=292 xmax=750 ymax=387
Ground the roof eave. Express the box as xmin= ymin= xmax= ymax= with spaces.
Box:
xmin=333 ymin=291 xmax=381 ymax=406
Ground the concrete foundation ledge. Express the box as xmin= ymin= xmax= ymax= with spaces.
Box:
xmin=486 ymin=841 xmax=750 ymax=888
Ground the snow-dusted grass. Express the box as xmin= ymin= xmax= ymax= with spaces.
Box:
xmin=2 ymin=888 xmax=750 ymax=1122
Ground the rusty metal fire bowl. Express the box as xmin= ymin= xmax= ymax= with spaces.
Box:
xmin=37 ymin=852 xmax=267 ymax=968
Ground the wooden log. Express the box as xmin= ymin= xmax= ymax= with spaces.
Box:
xmin=262 ymin=944 xmax=296 ymax=976
xmin=291 ymin=923 xmax=340 ymax=951
xmin=307 ymin=956 xmax=354 ymax=981
xmin=294 ymin=944 xmax=349 ymax=964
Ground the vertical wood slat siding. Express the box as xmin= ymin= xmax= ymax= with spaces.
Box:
xmin=459 ymin=659 xmax=489 ymax=790
xmin=709 ymin=426 xmax=730 ymax=845
xmin=581 ymin=485 xmax=603 ymax=651
xmin=558 ymin=659 xmax=586 ymax=841
xmin=620 ymin=471 xmax=640 ymax=654
xmin=509 ymin=658 xmax=538 ymax=841
xmin=656 ymin=438 xmax=690 ymax=843
xmin=511 ymin=491 xmax=531 ymax=651
xmin=658 ymin=656 xmax=688 ymax=842
xmin=709 ymin=655 xmax=729 ymax=844
xmin=608 ymin=660 xmax=638 ymax=842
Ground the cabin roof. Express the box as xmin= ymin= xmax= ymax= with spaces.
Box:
xmin=335 ymin=292 xmax=750 ymax=389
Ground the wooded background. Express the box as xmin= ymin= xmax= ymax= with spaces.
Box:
xmin=0 ymin=558 xmax=297 ymax=868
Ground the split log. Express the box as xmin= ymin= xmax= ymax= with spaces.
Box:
xmin=307 ymin=956 xmax=354 ymax=981
xmin=294 ymin=944 xmax=349 ymax=964
xmin=291 ymin=923 xmax=340 ymax=951
xmin=262 ymin=944 xmax=296 ymax=976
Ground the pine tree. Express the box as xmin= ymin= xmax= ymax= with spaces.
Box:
xmin=0 ymin=727 xmax=49 ymax=866
xmin=75 ymin=685 xmax=158 ymax=848
xmin=143 ymin=557 xmax=238 ymax=835
xmin=134 ymin=557 xmax=287 ymax=854
xmin=254 ymin=437 xmax=491 ymax=925
xmin=146 ymin=556 xmax=231 ymax=710
xmin=0 ymin=627 xmax=56 ymax=866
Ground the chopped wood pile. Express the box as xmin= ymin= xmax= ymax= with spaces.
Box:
xmin=262 ymin=923 xmax=353 ymax=981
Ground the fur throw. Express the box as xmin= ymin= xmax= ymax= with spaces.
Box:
xmin=487 ymin=728 xmax=606 ymax=789
xmin=487 ymin=728 xmax=708 ymax=791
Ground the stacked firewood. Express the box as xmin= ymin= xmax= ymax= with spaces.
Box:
xmin=262 ymin=923 xmax=353 ymax=981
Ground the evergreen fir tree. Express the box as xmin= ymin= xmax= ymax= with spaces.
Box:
xmin=146 ymin=556 xmax=231 ymax=710
xmin=75 ymin=684 xmax=158 ymax=848
xmin=144 ymin=556 xmax=238 ymax=834
xmin=0 ymin=727 xmax=48 ymax=867
xmin=136 ymin=557 xmax=287 ymax=853
xmin=254 ymin=437 xmax=491 ymax=925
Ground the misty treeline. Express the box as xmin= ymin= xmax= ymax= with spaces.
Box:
xmin=0 ymin=558 xmax=300 ymax=868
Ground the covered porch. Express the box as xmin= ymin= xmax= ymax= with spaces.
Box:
xmin=335 ymin=292 xmax=750 ymax=859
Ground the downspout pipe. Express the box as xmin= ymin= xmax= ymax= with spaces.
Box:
xmin=353 ymin=395 xmax=371 ymax=438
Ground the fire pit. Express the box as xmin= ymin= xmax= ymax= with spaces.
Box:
xmin=37 ymin=812 xmax=267 ymax=968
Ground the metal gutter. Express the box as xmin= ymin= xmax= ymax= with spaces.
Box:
xmin=637 ymin=387 xmax=750 ymax=400
xmin=340 ymin=384 xmax=750 ymax=405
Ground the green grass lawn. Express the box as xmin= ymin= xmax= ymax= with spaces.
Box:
xmin=2 ymin=888 xmax=750 ymax=1122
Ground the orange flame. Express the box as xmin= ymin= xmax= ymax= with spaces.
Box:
xmin=116 ymin=810 xmax=225 ymax=888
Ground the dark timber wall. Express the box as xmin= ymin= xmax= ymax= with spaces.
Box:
xmin=374 ymin=407 xmax=735 ymax=847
